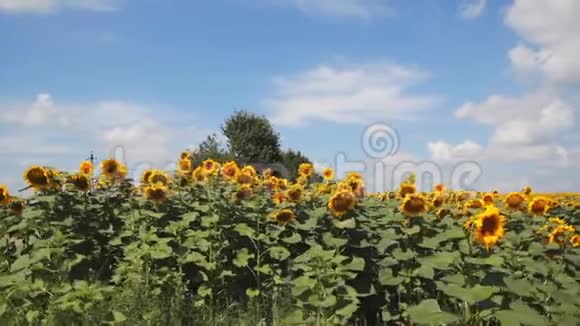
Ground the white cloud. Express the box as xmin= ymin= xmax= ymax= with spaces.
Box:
xmin=272 ymin=0 xmax=390 ymax=19
xmin=458 ymin=0 xmax=486 ymax=19
xmin=0 ymin=0 xmax=118 ymax=14
xmin=455 ymin=91 xmax=575 ymax=146
xmin=264 ymin=61 xmax=441 ymax=127
xmin=427 ymin=140 xmax=483 ymax=163
xmin=505 ymin=0 xmax=580 ymax=84
xmin=0 ymin=93 xmax=205 ymax=170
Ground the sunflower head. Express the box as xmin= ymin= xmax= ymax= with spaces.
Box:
xmin=345 ymin=171 xmax=363 ymax=181
xmin=144 ymin=183 xmax=169 ymax=203
xmin=522 ymin=185 xmax=532 ymax=196
xmin=328 ymin=190 xmax=357 ymax=218
xmin=241 ymin=165 xmax=257 ymax=177
xmin=23 ymin=165 xmax=50 ymax=189
xmin=505 ymin=192 xmax=526 ymax=209
xmin=201 ymin=159 xmax=220 ymax=176
xmin=400 ymin=194 xmax=428 ymax=217
xmin=272 ymin=191 xmax=287 ymax=205
xmin=192 ymin=166 xmax=207 ymax=183
xmin=178 ymin=158 xmax=193 ymax=175
xmin=296 ymin=176 xmax=309 ymax=186
xmin=482 ymin=193 xmax=494 ymax=206
xmin=236 ymin=171 xmax=255 ymax=185
xmin=149 ymin=171 xmax=171 ymax=187
xmin=286 ymin=184 xmax=304 ymax=202
xmin=457 ymin=192 xmax=472 ymax=202
xmin=432 ymin=195 xmax=444 ymax=208
xmin=528 ymin=196 xmax=550 ymax=215
xmin=434 ymin=184 xmax=446 ymax=192
xmin=100 ymin=159 xmax=122 ymax=178
xmin=298 ymin=163 xmax=314 ymax=178
xmin=221 ymin=161 xmax=240 ymax=181
xmin=0 ymin=185 xmax=10 ymax=205
xmin=548 ymin=225 xmax=575 ymax=245
xmin=276 ymin=177 xmax=288 ymax=190
xmin=571 ymin=234 xmax=580 ymax=248
xmin=322 ymin=168 xmax=334 ymax=181
xmin=472 ymin=206 xmax=506 ymax=250
xmin=141 ymin=169 xmax=155 ymax=184
xmin=180 ymin=151 xmax=192 ymax=160
xmin=271 ymin=209 xmax=296 ymax=225
xmin=398 ymin=183 xmax=416 ymax=199
xmin=436 ymin=208 xmax=451 ymax=219
xmin=69 ymin=173 xmax=91 ymax=192
xmin=79 ymin=160 xmax=94 ymax=175
xmin=233 ymin=184 xmax=253 ymax=201
xmin=467 ymin=199 xmax=485 ymax=209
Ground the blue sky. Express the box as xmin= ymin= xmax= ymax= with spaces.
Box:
xmin=1 ymin=0 xmax=579 ymax=193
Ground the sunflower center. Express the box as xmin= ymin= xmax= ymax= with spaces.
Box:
xmin=277 ymin=211 xmax=293 ymax=222
xmin=27 ymin=169 xmax=49 ymax=186
xmin=480 ymin=216 xmax=499 ymax=235
xmin=404 ymin=197 xmax=426 ymax=214
xmin=332 ymin=193 xmax=355 ymax=212
xmin=506 ymin=195 xmax=524 ymax=207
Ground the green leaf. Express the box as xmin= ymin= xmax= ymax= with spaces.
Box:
xmin=404 ymin=225 xmax=421 ymax=235
xmin=465 ymin=256 xmax=504 ymax=267
xmin=180 ymin=211 xmax=198 ymax=223
xmin=420 ymin=251 xmax=460 ymax=270
xmin=149 ymin=243 xmax=173 ymax=260
xmin=392 ymin=248 xmax=415 ymax=261
xmin=504 ymin=277 xmax=537 ymax=298
xmin=142 ymin=210 xmax=164 ymax=218
xmin=10 ymin=254 xmax=31 ymax=272
xmin=407 ymin=299 xmax=459 ymax=325
xmin=233 ymin=248 xmax=254 ymax=267
xmin=269 ymin=246 xmax=291 ymax=261
xmin=334 ymin=218 xmax=356 ymax=229
xmin=111 ymin=311 xmax=127 ymax=322
xmin=283 ymin=233 xmax=302 ymax=244
xmin=342 ymin=257 xmax=365 ymax=272
xmin=494 ymin=307 xmax=547 ymax=326
xmin=413 ymin=264 xmax=435 ymax=279
xmin=292 ymin=276 xmax=316 ymax=296
xmin=437 ymin=229 xmax=466 ymax=242
xmin=439 ymin=284 xmax=498 ymax=304
xmin=379 ymin=269 xmax=404 ymax=286
xmin=246 ymin=288 xmax=260 ymax=298
xmin=322 ymin=232 xmax=348 ymax=248
xmin=234 ymin=223 xmax=256 ymax=238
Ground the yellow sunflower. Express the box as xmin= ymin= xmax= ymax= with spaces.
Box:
xmin=178 ymin=158 xmax=192 ymax=175
xmin=528 ymin=196 xmax=550 ymax=215
xmin=457 ymin=192 xmax=472 ymax=202
xmin=192 ymin=166 xmax=207 ymax=183
xmin=296 ymin=176 xmax=308 ymax=186
xmin=144 ymin=183 xmax=169 ymax=203
xmin=472 ymin=206 xmax=506 ymax=250
xmin=69 ymin=173 xmax=91 ymax=192
xmin=221 ymin=161 xmax=240 ymax=181
xmin=504 ymin=192 xmax=525 ymax=210
xmin=436 ymin=208 xmax=450 ymax=219
xmin=345 ymin=171 xmax=363 ymax=180
xmin=202 ymin=159 xmax=219 ymax=176
xmin=236 ymin=171 xmax=255 ymax=185
xmin=79 ymin=160 xmax=94 ymax=175
xmin=467 ymin=199 xmax=485 ymax=209
xmin=141 ymin=169 xmax=155 ymax=184
xmin=434 ymin=184 xmax=446 ymax=192
xmin=241 ymin=165 xmax=257 ymax=177
xmin=522 ymin=185 xmax=532 ymax=196
xmin=272 ymin=191 xmax=286 ymax=205
xmin=286 ymin=184 xmax=304 ymax=202
xmin=347 ymin=178 xmax=365 ymax=197
xmin=298 ymin=163 xmax=314 ymax=178
xmin=23 ymin=165 xmax=50 ymax=189
xmin=322 ymin=168 xmax=334 ymax=181
xmin=0 ymin=185 xmax=10 ymax=205
xmin=233 ymin=184 xmax=252 ymax=201
xmin=548 ymin=225 xmax=575 ymax=245
xmin=262 ymin=168 xmax=273 ymax=179
xmin=328 ymin=190 xmax=357 ymax=218
xmin=398 ymin=183 xmax=416 ymax=199
xmin=149 ymin=170 xmax=171 ymax=187
xmin=271 ymin=209 xmax=296 ymax=225
xmin=100 ymin=159 xmax=122 ymax=178
xmin=276 ymin=177 xmax=288 ymax=190
xmin=432 ymin=195 xmax=444 ymax=208
xmin=570 ymin=234 xmax=580 ymax=248
xmin=400 ymin=194 xmax=428 ymax=216
xmin=482 ymin=193 xmax=494 ymax=206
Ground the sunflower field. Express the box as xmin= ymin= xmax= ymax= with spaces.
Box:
xmin=0 ymin=153 xmax=579 ymax=325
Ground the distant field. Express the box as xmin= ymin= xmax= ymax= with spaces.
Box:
xmin=0 ymin=157 xmax=578 ymax=325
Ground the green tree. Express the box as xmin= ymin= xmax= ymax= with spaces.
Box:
xmin=191 ymin=133 xmax=233 ymax=167
xmin=221 ymin=110 xmax=282 ymax=165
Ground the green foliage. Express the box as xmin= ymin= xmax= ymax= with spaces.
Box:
xmin=221 ymin=110 xmax=283 ymax=164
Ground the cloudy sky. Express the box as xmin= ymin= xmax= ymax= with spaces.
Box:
xmin=1 ymin=0 xmax=578 ymax=193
